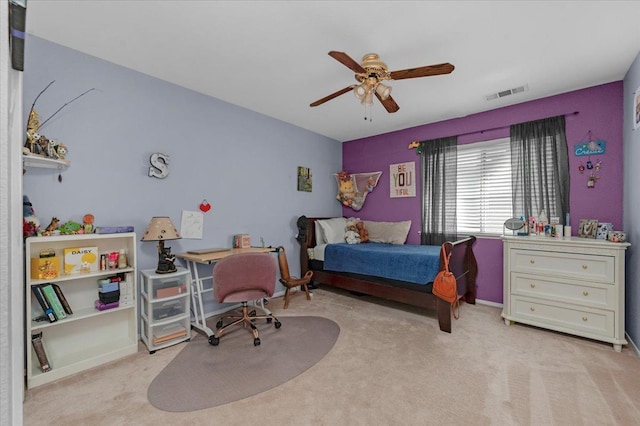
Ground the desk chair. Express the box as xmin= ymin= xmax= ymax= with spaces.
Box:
xmin=277 ymin=246 xmax=313 ymax=309
xmin=210 ymin=252 xmax=281 ymax=346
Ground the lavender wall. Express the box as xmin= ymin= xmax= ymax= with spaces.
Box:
xmin=23 ymin=36 xmax=343 ymax=315
xmin=343 ymin=82 xmax=624 ymax=304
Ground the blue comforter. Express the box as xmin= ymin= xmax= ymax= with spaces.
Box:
xmin=323 ymin=243 xmax=441 ymax=285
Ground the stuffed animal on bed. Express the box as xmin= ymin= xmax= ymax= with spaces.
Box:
xmin=356 ymin=221 xmax=369 ymax=243
xmin=344 ymin=217 xmax=361 ymax=244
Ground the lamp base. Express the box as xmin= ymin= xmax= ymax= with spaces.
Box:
xmin=155 ymin=264 xmax=177 ymax=274
xmin=156 ymin=241 xmax=177 ymax=274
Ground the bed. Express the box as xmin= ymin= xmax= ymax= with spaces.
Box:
xmin=296 ymin=216 xmax=478 ymax=333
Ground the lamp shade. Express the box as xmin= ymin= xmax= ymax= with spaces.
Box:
xmin=141 ymin=216 xmax=181 ymax=241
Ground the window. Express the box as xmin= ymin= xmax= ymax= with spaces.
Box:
xmin=456 ymin=138 xmax=512 ymax=235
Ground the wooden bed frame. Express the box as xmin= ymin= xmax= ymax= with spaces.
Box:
xmin=296 ymin=216 xmax=478 ymax=333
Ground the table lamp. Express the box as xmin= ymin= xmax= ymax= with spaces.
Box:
xmin=141 ymin=216 xmax=181 ymax=274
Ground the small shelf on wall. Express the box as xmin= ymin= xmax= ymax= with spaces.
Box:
xmin=23 ymin=154 xmax=70 ymax=170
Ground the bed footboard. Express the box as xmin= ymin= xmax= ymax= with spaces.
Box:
xmin=297 ymin=216 xmax=477 ymax=333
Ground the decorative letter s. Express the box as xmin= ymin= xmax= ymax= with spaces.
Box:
xmin=149 ymin=153 xmax=169 ymax=179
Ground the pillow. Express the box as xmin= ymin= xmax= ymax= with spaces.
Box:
xmin=364 ymin=220 xmax=412 ymax=244
xmin=317 ymin=217 xmax=347 ymax=244
xmin=314 ymin=221 xmax=325 ymax=245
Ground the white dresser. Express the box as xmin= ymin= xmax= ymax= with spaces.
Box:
xmin=502 ymin=236 xmax=630 ymax=351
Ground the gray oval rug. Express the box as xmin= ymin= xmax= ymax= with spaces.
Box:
xmin=148 ymin=315 xmax=340 ymax=412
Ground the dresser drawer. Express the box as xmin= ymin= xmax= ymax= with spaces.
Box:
xmin=511 ymin=296 xmax=614 ymax=338
xmin=511 ymin=273 xmax=613 ymax=308
xmin=510 ymin=249 xmax=614 ymax=283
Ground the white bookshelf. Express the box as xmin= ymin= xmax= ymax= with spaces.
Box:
xmin=25 ymin=232 xmax=138 ymax=389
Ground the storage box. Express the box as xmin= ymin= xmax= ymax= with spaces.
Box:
xmin=64 ymin=246 xmax=99 ymax=274
xmin=596 ymin=222 xmax=613 ymax=239
xmin=30 ymin=256 xmax=60 ymax=280
xmin=233 ymin=234 xmax=251 ymax=248
xmin=156 ymin=284 xmax=187 ymax=298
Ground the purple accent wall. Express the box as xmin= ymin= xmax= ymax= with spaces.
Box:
xmin=342 ymin=82 xmax=624 ymax=304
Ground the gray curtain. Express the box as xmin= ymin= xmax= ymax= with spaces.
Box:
xmin=420 ymin=136 xmax=457 ymax=245
xmin=510 ymin=115 xmax=570 ymax=224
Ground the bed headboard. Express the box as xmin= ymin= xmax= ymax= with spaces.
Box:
xmin=296 ymin=216 xmax=327 ymax=249
xmin=297 ymin=216 xmax=332 ymax=275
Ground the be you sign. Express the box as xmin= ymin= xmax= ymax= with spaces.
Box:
xmin=390 ymin=162 xmax=416 ymax=198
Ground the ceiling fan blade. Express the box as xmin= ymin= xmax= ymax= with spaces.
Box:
xmin=328 ymin=51 xmax=366 ymax=74
xmin=376 ymin=92 xmax=399 ymax=113
xmin=389 ymin=63 xmax=455 ymax=80
xmin=310 ymin=85 xmax=356 ymax=107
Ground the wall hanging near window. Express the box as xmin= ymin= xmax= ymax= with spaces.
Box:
xmin=334 ymin=170 xmax=382 ymax=211
xmin=575 ymin=131 xmax=604 ymax=188
xmin=389 ymin=162 xmax=416 ymax=198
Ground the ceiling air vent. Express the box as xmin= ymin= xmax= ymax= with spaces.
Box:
xmin=485 ymin=84 xmax=529 ymax=101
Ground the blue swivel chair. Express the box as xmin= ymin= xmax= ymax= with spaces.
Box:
xmin=210 ymin=252 xmax=281 ymax=346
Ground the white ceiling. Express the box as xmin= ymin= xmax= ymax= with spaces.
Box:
xmin=25 ymin=1 xmax=640 ymax=142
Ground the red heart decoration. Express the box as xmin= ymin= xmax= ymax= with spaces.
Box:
xmin=199 ymin=201 xmax=211 ymax=212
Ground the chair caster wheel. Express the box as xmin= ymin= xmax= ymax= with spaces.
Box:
xmin=216 ymin=320 xmax=223 ymax=328
xmin=209 ymin=336 xmax=219 ymax=346
xmin=254 ymin=338 xmax=261 ymax=346
xmin=267 ymin=317 xmax=273 ymax=323
xmin=275 ymin=321 xmax=282 ymax=329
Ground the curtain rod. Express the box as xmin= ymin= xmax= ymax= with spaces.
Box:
xmin=408 ymin=111 xmax=580 ymax=150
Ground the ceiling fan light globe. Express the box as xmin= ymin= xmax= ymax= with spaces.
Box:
xmin=376 ymin=83 xmax=392 ymax=100
xmin=361 ymin=92 xmax=374 ymax=106
xmin=353 ymin=84 xmax=367 ymax=100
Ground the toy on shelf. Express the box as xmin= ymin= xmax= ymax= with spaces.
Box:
xmin=83 ymin=214 xmax=95 ymax=233
xmin=42 ymin=217 xmax=60 ymax=236
xmin=23 ymin=195 xmax=40 ymax=238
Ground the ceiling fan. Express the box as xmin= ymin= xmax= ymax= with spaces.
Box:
xmin=310 ymin=51 xmax=454 ymax=113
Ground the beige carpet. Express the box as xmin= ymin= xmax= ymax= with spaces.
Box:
xmin=148 ymin=315 xmax=340 ymax=412
xmin=23 ymin=287 xmax=640 ymax=425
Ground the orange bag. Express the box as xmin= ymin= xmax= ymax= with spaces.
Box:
xmin=432 ymin=245 xmax=460 ymax=319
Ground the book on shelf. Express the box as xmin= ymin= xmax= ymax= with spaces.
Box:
xmin=40 ymin=284 xmax=67 ymax=320
xmin=93 ymin=226 xmax=134 ymax=234
xmin=31 ymin=332 xmax=51 ymax=372
xmin=52 ymin=283 xmax=73 ymax=315
xmin=31 ymin=285 xmax=57 ymax=322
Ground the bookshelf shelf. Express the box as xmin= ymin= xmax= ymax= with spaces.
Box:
xmin=25 ymin=232 xmax=138 ymax=389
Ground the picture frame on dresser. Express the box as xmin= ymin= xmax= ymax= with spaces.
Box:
xmin=578 ymin=219 xmax=598 ymax=238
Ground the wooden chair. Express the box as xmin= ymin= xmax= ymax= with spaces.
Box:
xmin=277 ymin=246 xmax=313 ymax=309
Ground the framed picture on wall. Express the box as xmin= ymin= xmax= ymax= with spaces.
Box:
xmin=634 ymin=86 xmax=640 ymax=130
xmin=297 ymin=166 xmax=312 ymax=192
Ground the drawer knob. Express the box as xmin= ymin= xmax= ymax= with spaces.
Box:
xmin=530 ymin=306 xmax=535 ymax=312
xmin=530 ymin=283 xmax=536 ymax=288
xmin=583 ymin=291 xmax=589 ymax=296
xmin=582 ymin=264 xmax=588 ymax=269
xmin=530 ymin=259 xmax=535 ymax=264
xmin=582 ymin=316 xmax=588 ymax=322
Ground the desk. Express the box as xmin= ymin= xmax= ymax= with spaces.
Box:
xmin=175 ymin=247 xmax=276 ymax=338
